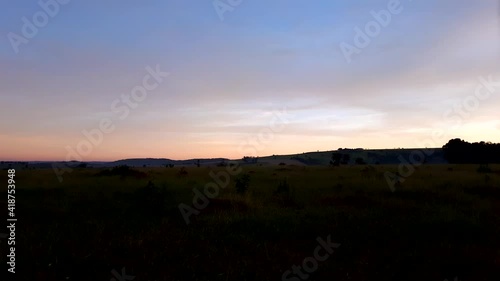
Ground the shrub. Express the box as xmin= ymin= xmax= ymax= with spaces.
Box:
xmin=177 ymin=167 xmax=188 ymax=176
xmin=135 ymin=181 xmax=169 ymax=215
xmin=235 ymin=174 xmax=251 ymax=194
xmin=217 ymin=161 xmax=228 ymax=167
xmin=477 ymin=164 xmax=492 ymax=173
xmin=96 ymin=165 xmax=147 ymax=179
xmin=275 ymin=178 xmax=290 ymax=195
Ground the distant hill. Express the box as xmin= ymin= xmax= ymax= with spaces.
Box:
xmin=109 ymin=158 xmax=230 ymax=167
xmin=0 ymin=148 xmax=447 ymax=170
xmin=257 ymin=148 xmax=446 ymax=166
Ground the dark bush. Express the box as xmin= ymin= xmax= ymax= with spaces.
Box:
xmin=235 ymin=174 xmax=251 ymax=194
xmin=177 ymin=167 xmax=188 ymax=176
xmin=134 ymin=181 xmax=169 ymax=215
xmin=216 ymin=161 xmax=228 ymax=167
xmin=477 ymin=164 xmax=492 ymax=173
xmin=275 ymin=178 xmax=290 ymax=195
xmin=96 ymin=165 xmax=147 ymax=179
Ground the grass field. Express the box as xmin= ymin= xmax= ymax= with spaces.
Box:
xmin=2 ymin=164 xmax=500 ymax=281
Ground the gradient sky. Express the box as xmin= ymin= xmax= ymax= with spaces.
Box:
xmin=1 ymin=0 xmax=500 ymax=161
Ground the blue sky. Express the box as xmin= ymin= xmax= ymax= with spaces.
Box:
xmin=1 ymin=0 xmax=499 ymax=161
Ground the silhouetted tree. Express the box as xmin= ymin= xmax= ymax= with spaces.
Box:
xmin=443 ymin=138 xmax=500 ymax=164
xmin=330 ymin=153 xmax=342 ymax=166
xmin=242 ymin=156 xmax=258 ymax=164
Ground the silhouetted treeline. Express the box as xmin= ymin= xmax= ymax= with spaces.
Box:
xmin=442 ymin=139 xmax=500 ymax=164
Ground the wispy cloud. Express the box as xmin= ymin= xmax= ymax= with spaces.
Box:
xmin=1 ymin=0 xmax=499 ymax=160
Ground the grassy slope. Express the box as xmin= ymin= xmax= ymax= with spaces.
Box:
xmin=2 ymin=164 xmax=500 ymax=280
xmin=258 ymin=148 xmax=445 ymax=166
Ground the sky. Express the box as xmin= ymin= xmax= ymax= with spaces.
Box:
xmin=1 ymin=0 xmax=500 ymax=161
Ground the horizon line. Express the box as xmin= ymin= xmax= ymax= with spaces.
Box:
xmin=0 ymin=146 xmax=444 ymax=163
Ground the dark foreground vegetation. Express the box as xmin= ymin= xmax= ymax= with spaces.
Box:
xmin=1 ymin=164 xmax=500 ymax=281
